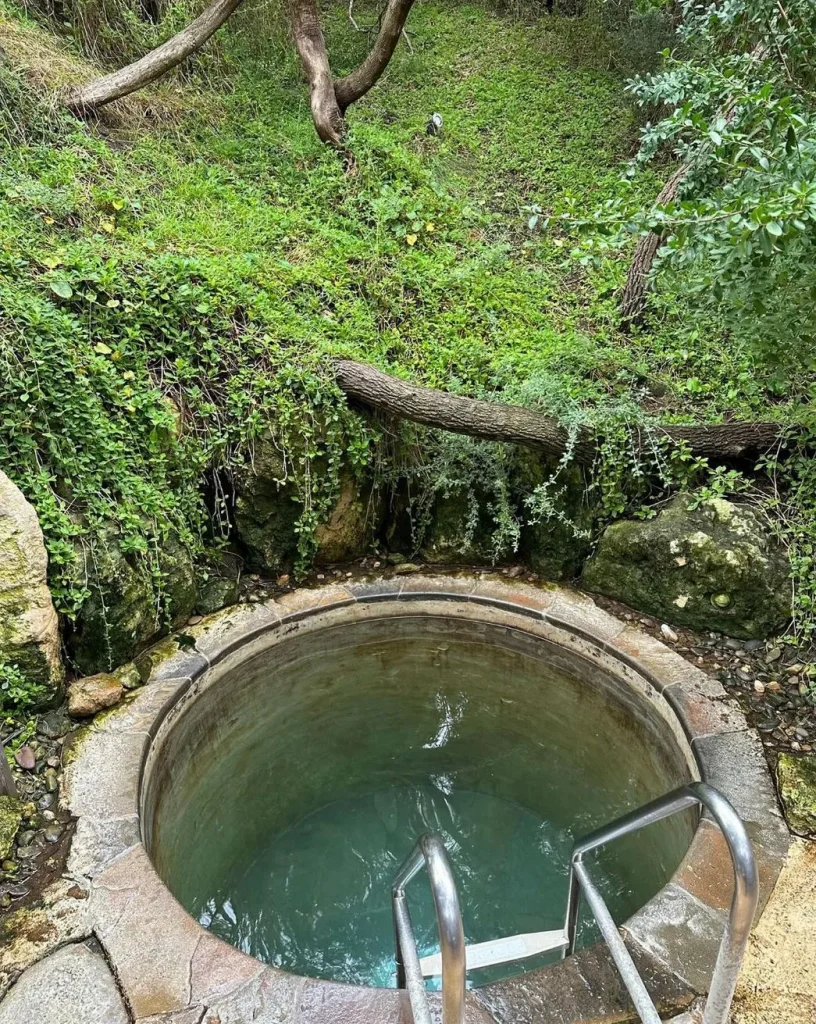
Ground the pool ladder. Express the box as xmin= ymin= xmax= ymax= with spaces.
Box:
xmin=391 ymin=781 xmax=758 ymax=1024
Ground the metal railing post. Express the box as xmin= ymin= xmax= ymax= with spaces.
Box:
xmin=392 ymin=833 xmax=466 ymax=1024
xmin=564 ymin=781 xmax=758 ymax=1024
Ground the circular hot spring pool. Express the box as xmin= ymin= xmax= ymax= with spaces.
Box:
xmin=142 ymin=613 xmax=697 ymax=989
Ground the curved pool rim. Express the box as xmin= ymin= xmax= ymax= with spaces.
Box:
xmin=64 ymin=576 xmax=790 ymax=1024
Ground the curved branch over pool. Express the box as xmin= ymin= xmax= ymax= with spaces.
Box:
xmin=334 ymin=359 xmax=788 ymax=463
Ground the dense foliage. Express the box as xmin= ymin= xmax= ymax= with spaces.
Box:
xmin=574 ymin=0 xmax=816 ymax=361
xmin=0 ymin=0 xmax=814 ymax=662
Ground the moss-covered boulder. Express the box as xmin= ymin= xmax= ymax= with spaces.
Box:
xmin=233 ymin=440 xmax=300 ymax=575
xmin=777 ymin=753 xmax=816 ymax=837
xmin=514 ymin=451 xmax=594 ymax=580
xmin=418 ymin=488 xmax=504 ymax=565
xmin=195 ymin=552 xmax=241 ymax=615
xmin=315 ymin=476 xmax=382 ymax=565
xmin=234 ymin=437 xmax=379 ymax=572
xmin=70 ymin=528 xmax=198 ymax=675
xmin=0 ymin=471 xmax=63 ymax=698
xmin=582 ymin=494 xmax=790 ymax=638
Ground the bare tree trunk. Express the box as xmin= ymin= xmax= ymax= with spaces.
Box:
xmin=335 ymin=359 xmax=787 ymax=463
xmin=64 ymin=0 xmax=243 ymax=113
xmin=291 ymin=0 xmax=345 ymax=146
xmin=334 ymin=0 xmax=416 ymax=111
xmin=619 ymin=163 xmax=687 ymax=326
xmin=620 ymin=44 xmax=769 ymax=326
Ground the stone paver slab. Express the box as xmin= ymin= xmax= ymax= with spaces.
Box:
xmin=0 ymin=879 xmax=91 ymax=997
xmin=732 ymin=838 xmax=816 ymax=1024
xmin=0 ymin=943 xmax=127 ymax=1024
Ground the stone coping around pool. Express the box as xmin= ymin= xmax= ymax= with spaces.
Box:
xmin=57 ymin=575 xmax=789 ymax=1024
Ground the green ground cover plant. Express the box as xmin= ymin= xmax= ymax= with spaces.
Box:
xmin=0 ymin=0 xmax=813 ymax=697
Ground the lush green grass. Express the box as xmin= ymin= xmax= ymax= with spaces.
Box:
xmin=0 ymin=0 xmax=807 ymax=625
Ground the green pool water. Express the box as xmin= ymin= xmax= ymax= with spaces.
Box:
xmin=148 ymin=614 xmax=695 ymax=988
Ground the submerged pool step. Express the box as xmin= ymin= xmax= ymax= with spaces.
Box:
xmin=418 ymin=929 xmax=569 ymax=977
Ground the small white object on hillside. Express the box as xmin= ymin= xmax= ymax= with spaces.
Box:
xmin=426 ymin=113 xmax=444 ymax=135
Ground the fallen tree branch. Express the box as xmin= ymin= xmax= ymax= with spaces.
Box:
xmin=335 ymin=359 xmax=787 ymax=463
xmin=63 ymin=0 xmax=243 ymax=113
xmin=334 ymin=0 xmax=417 ymax=111
xmin=292 ymin=0 xmax=345 ymax=145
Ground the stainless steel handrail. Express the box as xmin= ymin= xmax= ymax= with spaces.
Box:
xmin=564 ymin=781 xmax=759 ymax=1024
xmin=392 ymin=833 xmax=466 ymax=1024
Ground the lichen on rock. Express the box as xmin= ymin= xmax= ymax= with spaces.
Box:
xmin=777 ymin=753 xmax=816 ymax=837
xmin=582 ymin=493 xmax=790 ymax=639
xmin=0 ymin=471 xmax=63 ymax=698
xmin=69 ymin=527 xmax=198 ymax=675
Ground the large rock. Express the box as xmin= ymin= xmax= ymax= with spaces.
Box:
xmin=582 ymin=494 xmax=790 ymax=638
xmin=0 ymin=943 xmax=128 ymax=1024
xmin=70 ymin=528 xmax=198 ymax=675
xmin=315 ymin=476 xmax=381 ymax=564
xmin=515 ymin=452 xmax=594 ymax=580
xmin=234 ymin=436 xmax=378 ymax=572
xmin=233 ymin=439 xmax=300 ymax=574
xmin=414 ymin=450 xmax=594 ymax=575
xmin=195 ymin=551 xmax=241 ymax=616
xmin=0 ymin=472 xmax=63 ymax=698
xmin=68 ymin=673 xmax=124 ymax=717
xmin=777 ymin=753 xmax=816 ymax=837
xmin=418 ymin=487 xmax=505 ymax=565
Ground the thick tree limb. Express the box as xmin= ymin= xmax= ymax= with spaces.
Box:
xmin=334 ymin=0 xmax=417 ymax=111
xmin=335 ymin=359 xmax=787 ymax=463
xmin=64 ymin=0 xmax=243 ymax=113
xmin=291 ymin=0 xmax=345 ymax=145
xmin=619 ymin=163 xmax=687 ymax=325
xmin=620 ymin=44 xmax=770 ymax=326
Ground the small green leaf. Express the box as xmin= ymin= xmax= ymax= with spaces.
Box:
xmin=758 ymin=229 xmax=774 ymax=257
xmin=50 ymin=280 xmax=73 ymax=299
xmin=94 ymin=342 xmax=113 ymax=355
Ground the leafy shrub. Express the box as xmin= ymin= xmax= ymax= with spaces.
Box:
xmin=0 ymin=659 xmax=46 ymax=723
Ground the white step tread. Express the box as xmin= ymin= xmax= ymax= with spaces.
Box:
xmin=418 ymin=929 xmax=568 ymax=976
